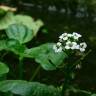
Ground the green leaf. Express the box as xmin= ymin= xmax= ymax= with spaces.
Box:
xmin=6 ymin=24 xmax=34 ymax=44
xmin=0 ymin=80 xmax=60 ymax=96
xmin=24 ymin=43 xmax=67 ymax=70
xmin=0 ymin=39 xmax=26 ymax=56
xmin=6 ymin=39 xmax=26 ymax=55
xmin=0 ymin=12 xmax=15 ymax=30
xmin=15 ymin=15 xmax=44 ymax=36
xmin=91 ymin=94 xmax=96 ymax=96
xmin=0 ymin=62 xmax=9 ymax=76
xmin=15 ymin=15 xmax=34 ymax=28
xmin=0 ymin=40 xmax=7 ymax=51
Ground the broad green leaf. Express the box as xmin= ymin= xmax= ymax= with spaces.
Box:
xmin=0 ymin=62 xmax=9 ymax=76
xmin=0 ymin=12 xmax=15 ymax=30
xmin=0 ymin=39 xmax=26 ymax=56
xmin=0 ymin=40 xmax=7 ymax=51
xmin=24 ymin=43 xmax=67 ymax=70
xmin=6 ymin=39 xmax=26 ymax=55
xmin=0 ymin=80 xmax=60 ymax=96
xmin=15 ymin=15 xmax=44 ymax=36
xmin=6 ymin=24 xmax=34 ymax=44
xmin=15 ymin=15 xmax=34 ymax=27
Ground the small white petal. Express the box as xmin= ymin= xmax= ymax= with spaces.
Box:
xmin=68 ymin=34 xmax=72 ymax=37
xmin=59 ymin=33 xmax=68 ymax=41
xmin=71 ymin=42 xmax=77 ymax=49
xmin=80 ymin=48 xmax=85 ymax=52
xmin=53 ymin=44 xmax=62 ymax=53
xmin=63 ymin=37 xmax=68 ymax=40
xmin=66 ymin=41 xmax=71 ymax=45
xmin=75 ymin=45 xmax=80 ymax=49
xmin=65 ymin=45 xmax=70 ymax=49
xmin=59 ymin=35 xmax=64 ymax=39
xmin=57 ymin=42 xmax=61 ymax=46
xmin=80 ymin=42 xmax=87 ymax=48
xmin=72 ymin=32 xmax=82 ymax=39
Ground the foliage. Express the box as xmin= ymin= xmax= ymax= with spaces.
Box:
xmin=24 ymin=43 xmax=67 ymax=70
xmin=0 ymin=12 xmax=14 ymax=30
xmin=0 ymin=6 xmax=67 ymax=96
xmin=0 ymin=80 xmax=60 ymax=96
xmin=0 ymin=62 xmax=9 ymax=76
xmin=6 ymin=24 xmax=34 ymax=44
xmin=0 ymin=5 xmax=95 ymax=96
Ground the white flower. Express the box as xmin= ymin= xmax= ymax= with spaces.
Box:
xmin=53 ymin=42 xmax=62 ymax=53
xmin=75 ymin=44 xmax=80 ymax=49
xmin=65 ymin=41 xmax=77 ymax=50
xmin=53 ymin=45 xmax=62 ymax=53
xmin=80 ymin=42 xmax=87 ymax=48
xmin=72 ymin=32 xmax=82 ymax=40
xmin=67 ymin=33 xmax=73 ymax=37
xmin=57 ymin=42 xmax=62 ymax=46
xmin=59 ymin=33 xmax=68 ymax=41
xmin=54 ymin=32 xmax=87 ymax=53
xmin=79 ymin=42 xmax=87 ymax=52
xmin=80 ymin=48 xmax=85 ymax=52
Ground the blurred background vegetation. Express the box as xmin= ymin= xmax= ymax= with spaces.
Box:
xmin=0 ymin=0 xmax=96 ymax=92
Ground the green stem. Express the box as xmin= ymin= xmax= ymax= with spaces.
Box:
xmin=30 ymin=65 xmax=41 ymax=81
xmin=61 ymin=50 xmax=92 ymax=96
xmin=18 ymin=57 xmax=23 ymax=79
xmin=71 ymin=49 xmax=92 ymax=69
xmin=76 ymin=89 xmax=92 ymax=95
xmin=61 ymin=65 xmax=72 ymax=96
xmin=61 ymin=78 xmax=70 ymax=96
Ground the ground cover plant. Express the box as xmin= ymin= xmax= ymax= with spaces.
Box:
xmin=0 ymin=5 xmax=96 ymax=96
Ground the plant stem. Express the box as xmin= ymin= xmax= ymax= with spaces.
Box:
xmin=61 ymin=65 xmax=72 ymax=96
xmin=19 ymin=57 xmax=23 ymax=79
xmin=76 ymin=89 xmax=92 ymax=95
xmin=71 ymin=49 xmax=92 ymax=69
xmin=61 ymin=50 xmax=92 ymax=96
xmin=30 ymin=65 xmax=41 ymax=81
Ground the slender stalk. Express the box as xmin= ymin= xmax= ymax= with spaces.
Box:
xmin=69 ymin=86 xmax=92 ymax=95
xmin=71 ymin=49 xmax=92 ymax=69
xmin=30 ymin=65 xmax=41 ymax=81
xmin=61 ymin=64 xmax=72 ymax=96
xmin=76 ymin=89 xmax=92 ymax=95
xmin=61 ymin=50 xmax=92 ymax=96
xmin=61 ymin=78 xmax=70 ymax=96
xmin=18 ymin=57 xmax=24 ymax=79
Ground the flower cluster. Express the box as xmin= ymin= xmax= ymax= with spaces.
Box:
xmin=53 ymin=32 xmax=87 ymax=53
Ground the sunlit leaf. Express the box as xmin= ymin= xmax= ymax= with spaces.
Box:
xmin=15 ymin=15 xmax=44 ymax=36
xmin=6 ymin=24 xmax=34 ymax=44
xmin=24 ymin=43 xmax=67 ymax=70
xmin=0 ymin=40 xmax=7 ymax=51
xmin=91 ymin=94 xmax=96 ymax=96
xmin=0 ymin=39 xmax=26 ymax=56
xmin=0 ymin=12 xmax=15 ymax=30
xmin=0 ymin=62 xmax=9 ymax=76
xmin=0 ymin=80 xmax=60 ymax=96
